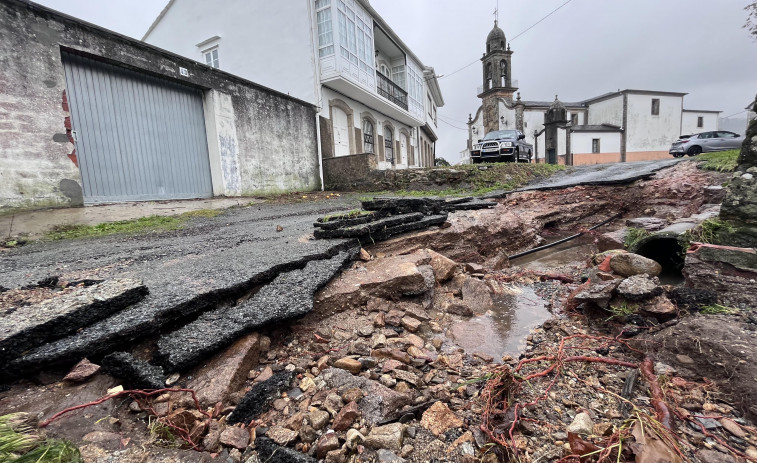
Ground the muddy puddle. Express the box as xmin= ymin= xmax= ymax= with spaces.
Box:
xmin=509 ymin=234 xmax=597 ymax=270
xmin=447 ymin=286 xmax=550 ymax=361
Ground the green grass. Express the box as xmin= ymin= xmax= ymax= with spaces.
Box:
xmin=697 ymin=150 xmax=740 ymax=172
xmin=362 ymin=163 xmax=565 ymax=198
xmin=606 ymin=302 xmax=639 ymax=321
xmin=700 ymin=304 xmax=736 ymax=315
xmin=321 ymin=209 xmax=372 ymax=223
xmin=45 ymin=209 xmax=222 ymax=241
xmin=680 ymin=218 xmax=735 ymax=252
xmin=624 ymin=227 xmax=650 ymax=250
xmin=0 ymin=413 xmax=82 ymax=462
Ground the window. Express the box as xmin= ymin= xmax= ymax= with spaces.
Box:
xmin=651 ymin=98 xmax=660 ymax=115
xmin=316 ymin=0 xmax=334 ymax=57
xmin=391 ymin=65 xmax=406 ymax=90
xmin=336 ymin=0 xmax=372 ymax=70
xmin=203 ymin=47 xmax=219 ymax=68
xmin=362 ymin=118 xmax=374 ymax=153
xmin=697 ymin=116 xmax=704 ymax=128
xmin=427 ymin=94 xmax=433 ymax=116
xmin=571 ymin=113 xmax=578 ymax=125
xmin=592 ymin=138 xmax=600 ymax=154
xmin=384 ymin=126 xmax=393 ymax=162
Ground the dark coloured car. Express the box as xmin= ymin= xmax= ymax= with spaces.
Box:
xmin=669 ymin=131 xmax=745 ymax=157
xmin=471 ymin=129 xmax=533 ymax=163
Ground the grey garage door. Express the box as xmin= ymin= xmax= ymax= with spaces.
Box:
xmin=62 ymin=52 xmax=213 ymax=204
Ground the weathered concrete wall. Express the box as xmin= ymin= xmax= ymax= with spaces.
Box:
xmin=323 ymin=153 xmax=377 ymax=191
xmin=0 ymin=0 xmax=320 ymax=212
xmin=626 ymin=94 xmax=682 ymax=152
xmin=587 ymin=96 xmax=623 ymax=127
xmin=681 ymin=111 xmax=718 ymax=135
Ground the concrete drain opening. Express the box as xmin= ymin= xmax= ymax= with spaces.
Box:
xmin=632 ymin=234 xmax=685 ymax=285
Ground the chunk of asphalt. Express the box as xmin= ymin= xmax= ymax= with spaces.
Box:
xmin=254 ymin=436 xmax=316 ymax=463
xmin=444 ymin=200 xmax=496 ymax=211
xmin=6 ymin=241 xmax=355 ymax=379
xmin=367 ymin=214 xmax=448 ymax=242
xmin=0 ymin=279 xmax=147 ymax=365
xmin=313 ymin=213 xmax=424 ymax=239
xmin=226 ymin=370 xmax=295 ymax=425
xmin=101 ymin=352 xmax=165 ymax=390
xmin=154 ymin=248 xmax=358 ymax=372
xmin=313 ymin=211 xmax=384 ymax=231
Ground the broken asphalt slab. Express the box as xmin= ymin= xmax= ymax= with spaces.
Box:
xmin=0 ymin=201 xmax=361 ymax=378
xmin=0 ymin=278 xmax=147 ymax=364
xmin=155 ymin=247 xmax=358 ymax=371
xmin=227 ymin=370 xmax=296 ymax=425
xmin=483 ymin=158 xmax=685 ymax=197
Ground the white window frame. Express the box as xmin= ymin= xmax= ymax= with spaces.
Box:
xmin=202 ymin=46 xmax=220 ymax=69
xmin=316 ymin=0 xmax=335 ymax=58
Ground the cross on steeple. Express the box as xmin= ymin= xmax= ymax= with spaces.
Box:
xmin=494 ymin=0 xmax=499 ymax=25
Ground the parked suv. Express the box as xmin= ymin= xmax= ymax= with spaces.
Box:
xmin=669 ymin=131 xmax=744 ymax=157
xmin=471 ymin=129 xmax=533 ymax=163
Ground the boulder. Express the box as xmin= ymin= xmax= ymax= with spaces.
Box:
xmin=597 ymin=229 xmax=627 ymax=252
xmin=609 ymin=253 xmax=662 ymax=277
xmin=219 ymin=426 xmax=250 ymax=450
xmin=365 ymin=423 xmax=405 ymax=451
xmin=616 ymin=275 xmax=663 ymax=301
xmin=321 ymin=368 xmax=411 ymax=425
xmin=427 ymin=249 xmax=458 ymax=282
xmin=185 ymin=332 xmax=260 ymax=408
xmin=63 ymin=358 xmax=101 ymax=383
xmin=461 ymin=277 xmax=494 ymax=312
xmin=573 ymin=279 xmax=620 ymax=309
xmin=640 ymin=295 xmax=677 ymax=315
xmin=626 ymin=217 xmax=668 ymax=231
xmin=566 ymin=412 xmax=594 ymax=435
xmin=420 ymin=402 xmax=463 ymax=436
xmin=442 ymin=300 xmax=473 ymax=317
xmin=333 ymin=357 xmax=363 ymax=375
xmin=332 ymin=401 xmax=360 ymax=431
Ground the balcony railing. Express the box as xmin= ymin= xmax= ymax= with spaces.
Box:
xmin=376 ymin=73 xmax=408 ymax=111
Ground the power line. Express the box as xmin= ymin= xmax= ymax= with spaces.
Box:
xmin=510 ymin=0 xmax=575 ymax=42
xmin=438 ymin=117 xmax=469 ymax=131
xmin=438 ymin=0 xmax=576 ymax=81
xmin=721 ymin=109 xmax=747 ymax=119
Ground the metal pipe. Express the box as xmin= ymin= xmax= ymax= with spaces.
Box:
xmin=508 ymin=212 xmax=623 ymax=260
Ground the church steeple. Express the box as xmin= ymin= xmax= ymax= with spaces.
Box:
xmin=479 ymin=21 xmax=517 ymax=133
xmin=480 ymin=20 xmax=516 ymax=97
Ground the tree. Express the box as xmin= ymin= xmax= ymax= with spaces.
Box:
xmin=746 ymin=2 xmax=757 ymax=40
xmin=435 ymin=157 xmax=451 ymax=167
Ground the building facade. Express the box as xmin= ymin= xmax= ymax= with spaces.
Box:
xmin=464 ymin=22 xmax=720 ymax=165
xmin=144 ymin=0 xmax=444 ymax=171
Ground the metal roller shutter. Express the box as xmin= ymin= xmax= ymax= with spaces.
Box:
xmin=62 ymin=52 xmax=213 ymax=204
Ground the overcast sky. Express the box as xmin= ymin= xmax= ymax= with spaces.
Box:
xmin=36 ymin=0 xmax=757 ymax=163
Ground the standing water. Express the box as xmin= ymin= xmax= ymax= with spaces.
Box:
xmin=448 ymin=286 xmax=550 ymax=361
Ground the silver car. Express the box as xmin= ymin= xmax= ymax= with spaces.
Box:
xmin=669 ymin=131 xmax=744 ymax=157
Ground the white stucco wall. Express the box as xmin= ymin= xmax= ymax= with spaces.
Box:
xmin=144 ymin=0 xmax=318 ymax=105
xmin=321 ymin=87 xmax=414 ymax=169
xmin=626 ymin=94 xmax=682 ymax=152
xmin=587 ymin=96 xmax=623 ymax=127
xmin=572 ymin=132 xmax=621 ymax=154
xmin=681 ymin=111 xmax=719 ymax=135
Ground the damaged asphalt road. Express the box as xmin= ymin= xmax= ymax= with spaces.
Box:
xmin=0 ymin=199 xmax=361 ymax=377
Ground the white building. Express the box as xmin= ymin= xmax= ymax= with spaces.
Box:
xmin=144 ymin=0 xmax=444 ymax=171
xmin=465 ymin=22 xmax=720 ymax=165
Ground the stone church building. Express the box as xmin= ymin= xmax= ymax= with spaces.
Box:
xmin=464 ymin=21 xmax=721 ymax=165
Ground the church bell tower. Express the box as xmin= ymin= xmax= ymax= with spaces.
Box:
xmin=478 ymin=20 xmax=518 ymax=134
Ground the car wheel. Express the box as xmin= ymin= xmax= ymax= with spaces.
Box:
xmin=687 ymin=146 xmax=702 ymax=156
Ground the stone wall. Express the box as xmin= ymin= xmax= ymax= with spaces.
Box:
xmin=323 ymin=154 xmax=378 ymax=190
xmin=0 ymin=0 xmax=319 ymax=212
